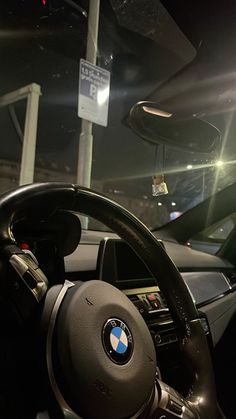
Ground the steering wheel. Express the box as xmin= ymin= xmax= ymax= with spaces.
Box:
xmin=0 ymin=183 xmax=225 ymax=419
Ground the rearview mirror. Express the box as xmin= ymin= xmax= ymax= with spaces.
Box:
xmin=127 ymin=101 xmax=221 ymax=153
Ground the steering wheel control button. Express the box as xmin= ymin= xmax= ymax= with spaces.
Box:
xmin=102 ymin=318 xmax=133 ymax=364
xmin=168 ymin=399 xmax=183 ymax=415
xmin=9 ymin=253 xmax=48 ymax=301
xmin=23 ymin=270 xmax=38 ymax=289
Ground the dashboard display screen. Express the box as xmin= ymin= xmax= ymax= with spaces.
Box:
xmin=97 ymin=238 xmax=159 ymax=284
xmin=115 ymin=241 xmax=152 ymax=280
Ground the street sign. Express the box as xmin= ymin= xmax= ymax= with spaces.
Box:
xmin=78 ymin=59 xmax=110 ymax=127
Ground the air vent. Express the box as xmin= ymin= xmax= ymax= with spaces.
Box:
xmin=225 ymin=270 xmax=236 ymax=287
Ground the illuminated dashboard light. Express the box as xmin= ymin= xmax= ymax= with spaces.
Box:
xmin=20 ymin=242 xmax=30 ymax=250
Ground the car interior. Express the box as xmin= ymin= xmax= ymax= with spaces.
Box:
xmin=0 ymin=1 xmax=236 ymax=419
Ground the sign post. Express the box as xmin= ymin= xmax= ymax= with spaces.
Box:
xmin=77 ymin=0 xmax=101 ymax=229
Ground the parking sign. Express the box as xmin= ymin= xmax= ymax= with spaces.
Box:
xmin=78 ymin=59 xmax=110 ymax=127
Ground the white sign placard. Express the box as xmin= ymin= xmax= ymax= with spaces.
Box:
xmin=78 ymin=59 xmax=110 ymax=127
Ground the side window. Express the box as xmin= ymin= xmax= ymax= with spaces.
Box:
xmin=189 ymin=213 xmax=236 ymax=255
xmin=206 ymin=217 xmax=235 ymax=240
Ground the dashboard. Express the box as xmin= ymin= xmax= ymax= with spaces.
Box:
xmin=63 ymin=230 xmax=236 ymax=393
xmin=65 ymin=230 xmax=236 ymax=351
xmin=12 ymin=224 xmax=236 ymax=399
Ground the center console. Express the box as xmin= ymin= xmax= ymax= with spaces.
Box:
xmin=97 ymin=238 xmax=212 ymax=356
xmin=122 ymin=286 xmax=179 ymax=347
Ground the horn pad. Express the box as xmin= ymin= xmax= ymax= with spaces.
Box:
xmin=51 ymin=280 xmax=156 ymax=418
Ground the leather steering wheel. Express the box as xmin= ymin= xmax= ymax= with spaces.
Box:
xmin=0 ymin=183 xmax=225 ymax=419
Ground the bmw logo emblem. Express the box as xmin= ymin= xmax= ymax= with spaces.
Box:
xmin=102 ymin=318 xmax=133 ymax=364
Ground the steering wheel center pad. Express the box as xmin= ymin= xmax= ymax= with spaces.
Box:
xmin=50 ymin=280 xmax=156 ymax=418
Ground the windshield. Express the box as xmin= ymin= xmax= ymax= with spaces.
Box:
xmin=1 ymin=1 xmax=236 ymax=231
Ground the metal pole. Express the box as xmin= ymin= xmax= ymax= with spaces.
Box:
xmin=0 ymin=84 xmax=40 ymax=108
xmin=0 ymin=83 xmax=41 ymax=186
xmin=77 ymin=0 xmax=100 ymax=229
xmin=20 ymin=84 xmax=41 ymax=185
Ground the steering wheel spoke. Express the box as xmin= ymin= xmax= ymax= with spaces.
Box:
xmin=149 ymin=379 xmax=199 ymax=419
